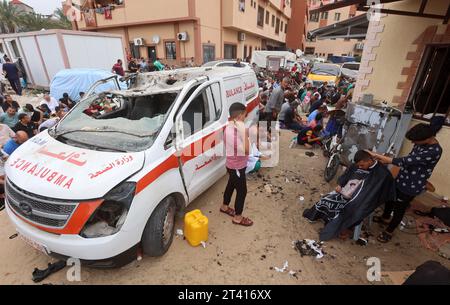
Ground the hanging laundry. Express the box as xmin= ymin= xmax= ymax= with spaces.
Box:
xmin=84 ymin=9 xmax=96 ymax=27
xmin=105 ymin=7 xmax=112 ymax=19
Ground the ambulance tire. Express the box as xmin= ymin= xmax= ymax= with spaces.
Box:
xmin=142 ymin=196 xmax=177 ymax=257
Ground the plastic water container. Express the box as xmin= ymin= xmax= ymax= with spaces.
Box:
xmin=184 ymin=210 xmax=208 ymax=247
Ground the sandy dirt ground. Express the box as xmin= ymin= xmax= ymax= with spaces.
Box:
xmin=1 ymin=127 xmax=449 ymax=285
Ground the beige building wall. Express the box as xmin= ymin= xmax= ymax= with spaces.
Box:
xmin=78 ymin=0 xmax=190 ymax=29
xmin=308 ymin=39 xmax=363 ymax=58
xmin=196 ymin=0 xmax=222 ymax=59
xmin=74 ymin=0 xmax=296 ymax=64
xmin=354 ymin=0 xmax=450 ymax=197
xmin=127 ymin=24 xmax=177 ymax=63
xmin=222 ymin=0 xmax=289 ymax=44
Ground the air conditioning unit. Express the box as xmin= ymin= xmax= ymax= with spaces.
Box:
xmin=134 ymin=38 xmax=144 ymax=46
xmin=177 ymin=32 xmax=189 ymax=41
xmin=355 ymin=42 xmax=364 ymax=50
xmin=238 ymin=32 xmax=246 ymax=41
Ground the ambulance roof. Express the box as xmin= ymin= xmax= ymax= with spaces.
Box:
xmin=111 ymin=67 xmax=254 ymax=97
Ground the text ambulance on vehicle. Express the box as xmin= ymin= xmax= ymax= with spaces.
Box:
xmin=5 ymin=67 xmax=260 ymax=267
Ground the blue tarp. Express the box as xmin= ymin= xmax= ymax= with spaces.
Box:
xmin=50 ymin=69 xmax=127 ymax=101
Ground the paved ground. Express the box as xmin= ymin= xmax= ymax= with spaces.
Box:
xmin=1 ymin=129 xmax=449 ymax=285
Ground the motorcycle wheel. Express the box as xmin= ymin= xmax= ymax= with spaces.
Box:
xmin=324 ymin=154 xmax=340 ymax=182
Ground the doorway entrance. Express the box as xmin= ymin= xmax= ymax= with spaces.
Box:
xmin=148 ymin=46 xmax=157 ymax=62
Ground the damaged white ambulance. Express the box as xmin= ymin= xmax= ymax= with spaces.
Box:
xmin=5 ymin=67 xmax=260 ymax=267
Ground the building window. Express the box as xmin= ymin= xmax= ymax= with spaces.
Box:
xmin=265 ymin=11 xmax=270 ymax=24
xmin=285 ymin=23 xmax=288 ymax=34
xmin=9 ymin=40 xmax=20 ymax=58
xmin=321 ymin=12 xmax=328 ymax=20
xmin=334 ymin=13 xmax=341 ymax=21
xmin=239 ymin=0 xmax=245 ymax=12
xmin=224 ymin=44 xmax=237 ymax=59
xmin=408 ymin=44 xmax=450 ymax=125
xmin=305 ymin=47 xmax=315 ymax=55
xmin=275 ymin=18 xmax=280 ymax=34
xmin=257 ymin=6 xmax=264 ymax=27
xmin=130 ymin=43 xmax=140 ymax=59
xmin=310 ymin=12 xmax=319 ymax=22
xmin=203 ymin=45 xmax=215 ymax=64
xmin=165 ymin=41 xmax=177 ymax=60
xmin=272 ymin=15 xmax=275 ymax=27
xmin=280 ymin=21 xmax=284 ymax=32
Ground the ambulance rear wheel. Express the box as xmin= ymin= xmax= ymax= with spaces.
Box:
xmin=142 ymin=196 xmax=177 ymax=257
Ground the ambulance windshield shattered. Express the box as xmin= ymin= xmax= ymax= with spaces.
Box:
xmin=51 ymin=91 xmax=179 ymax=152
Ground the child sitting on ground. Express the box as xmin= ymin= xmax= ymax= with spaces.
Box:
xmin=296 ymin=125 xmax=323 ymax=148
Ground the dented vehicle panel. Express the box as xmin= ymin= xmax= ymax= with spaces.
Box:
xmin=5 ymin=67 xmax=260 ymax=267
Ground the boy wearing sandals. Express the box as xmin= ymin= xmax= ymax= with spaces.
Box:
xmin=220 ymin=103 xmax=253 ymax=227
xmin=367 ymin=124 xmax=442 ymax=243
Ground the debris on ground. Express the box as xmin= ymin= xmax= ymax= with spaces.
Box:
xmin=294 ymin=239 xmax=325 ymax=259
xmin=439 ymin=244 xmax=450 ymax=260
xmin=264 ymin=184 xmax=273 ymax=194
xmin=176 ymin=229 xmax=184 ymax=237
xmin=274 ymin=261 xmax=289 ymax=273
xmin=299 ymin=196 xmax=305 ymax=202
xmin=356 ymin=238 xmax=368 ymax=246
xmin=200 ymin=241 xmax=207 ymax=248
xmin=9 ymin=233 xmax=18 ymax=240
xmin=288 ymin=270 xmax=299 ymax=279
xmin=305 ymin=152 xmax=315 ymax=157
xmin=32 ymin=260 xmax=67 ymax=283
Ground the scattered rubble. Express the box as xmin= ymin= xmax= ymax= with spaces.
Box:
xmin=274 ymin=261 xmax=289 ymax=273
xmin=294 ymin=239 xmax=325 ymax=259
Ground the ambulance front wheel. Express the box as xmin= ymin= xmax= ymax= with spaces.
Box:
xmin=141 ymin=196 xmax=177 ymax=257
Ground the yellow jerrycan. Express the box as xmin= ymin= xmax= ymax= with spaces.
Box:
xmin=184 ymin=210 xmax=208 ymax=247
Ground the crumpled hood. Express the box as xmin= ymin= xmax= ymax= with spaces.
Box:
xmin=5 ymin=133 xmax=145 ymax=200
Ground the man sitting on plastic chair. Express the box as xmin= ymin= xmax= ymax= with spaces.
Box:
xmin=303 ymin=150 xmax=396 ymax=241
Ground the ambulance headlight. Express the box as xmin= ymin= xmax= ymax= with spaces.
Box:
xmin=80 ymin=182 xmax=136 ymax=238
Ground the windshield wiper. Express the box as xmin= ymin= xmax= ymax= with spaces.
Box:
xmin=56 ymin=128 xmax=155 ymax=138
xmin=59 ymin=137 xmax=128 ymax=153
